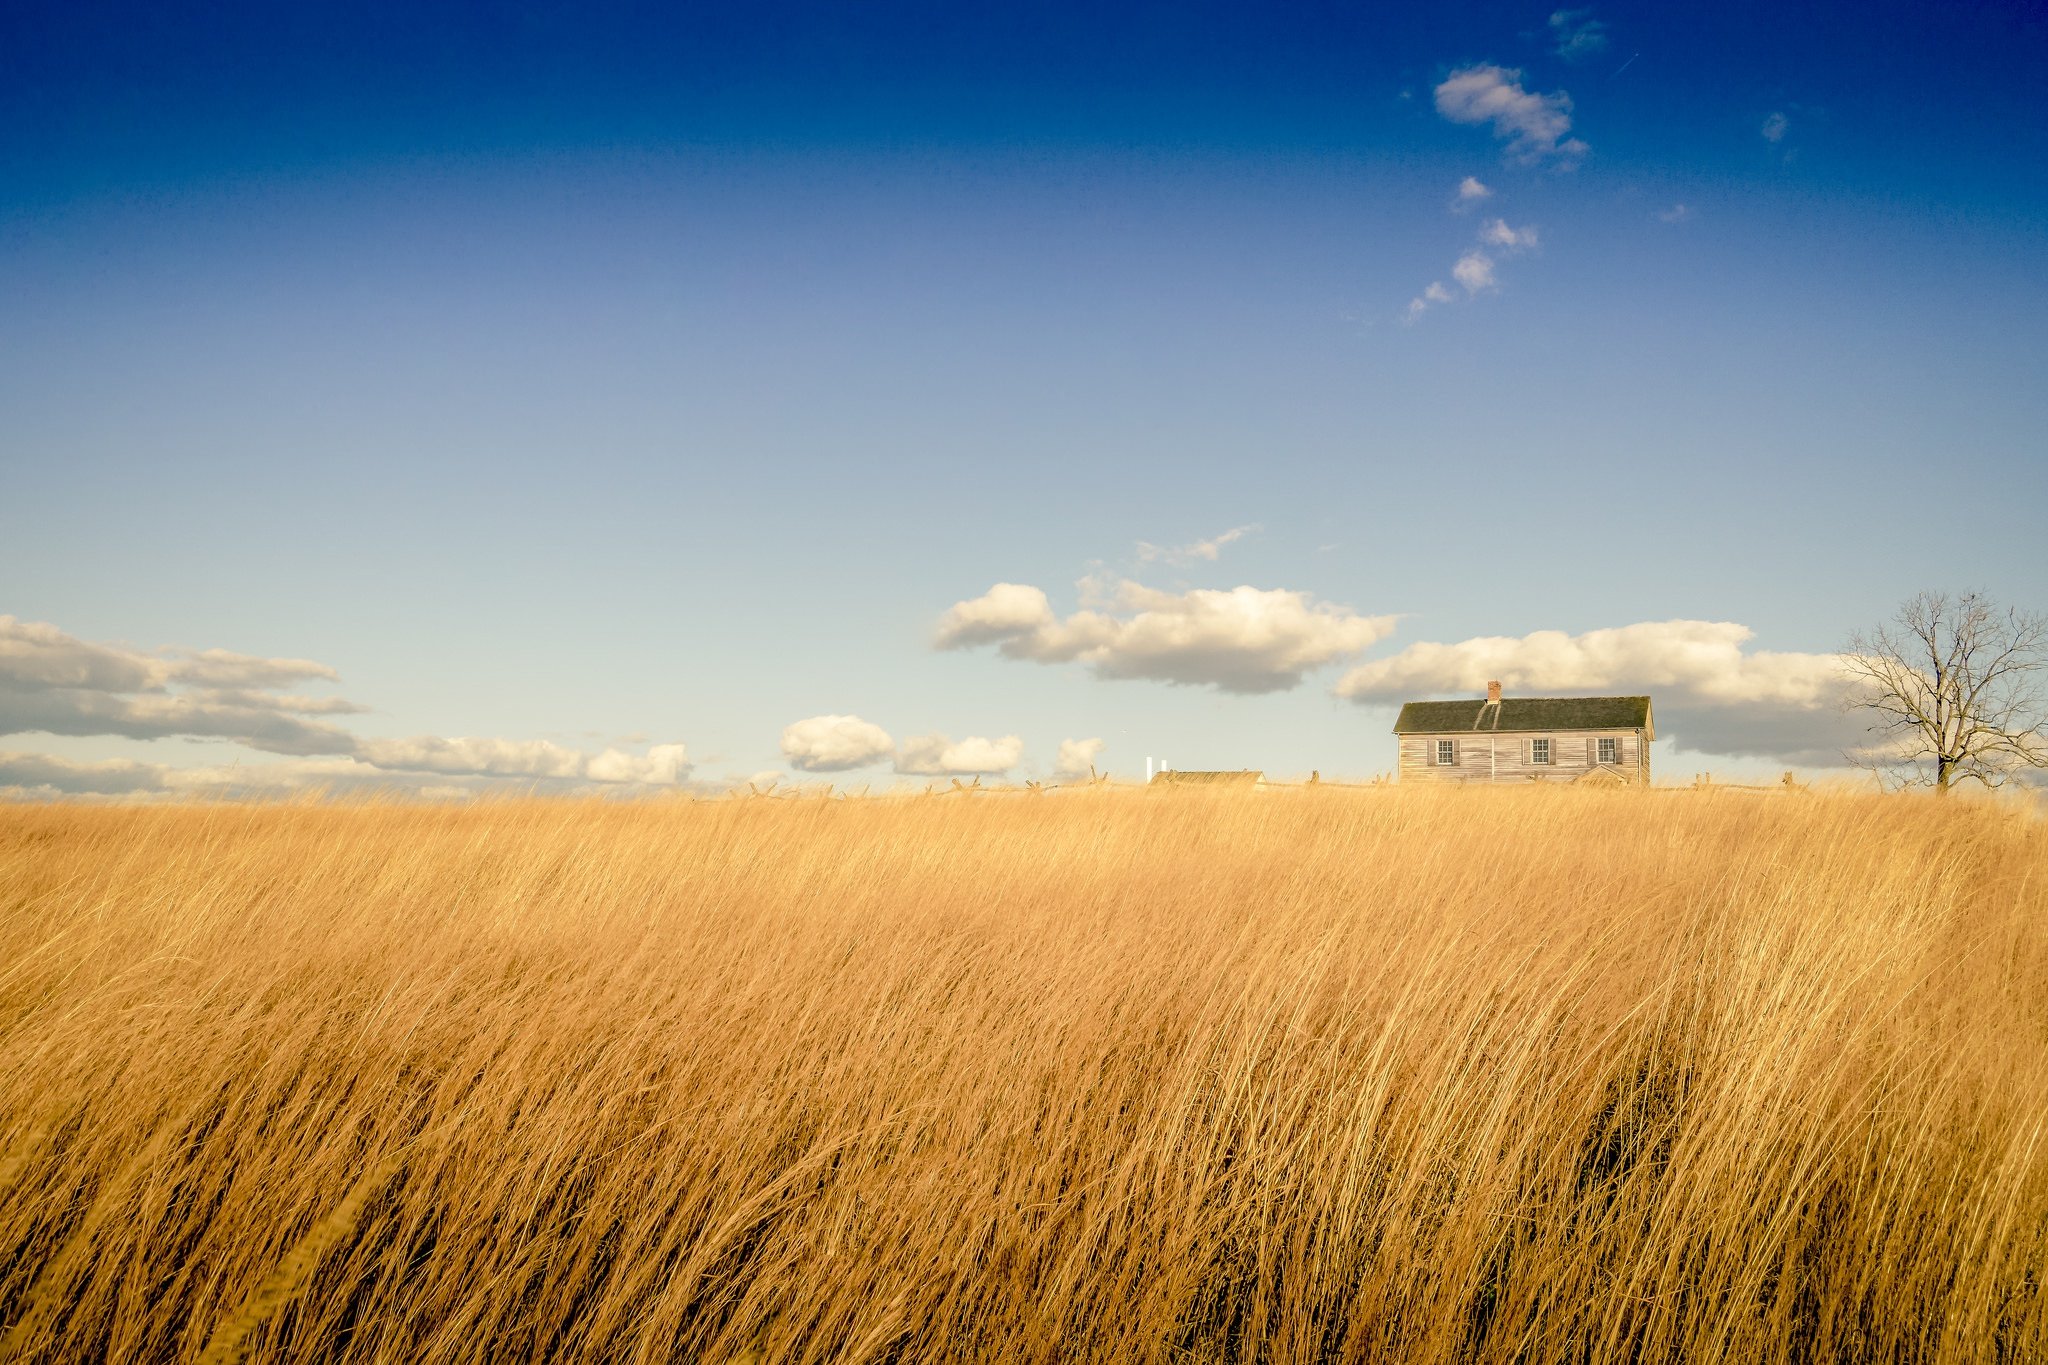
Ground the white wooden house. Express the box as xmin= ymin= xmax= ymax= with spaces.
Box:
xmin=1392 ymin=681 xmax=1652 ymax=785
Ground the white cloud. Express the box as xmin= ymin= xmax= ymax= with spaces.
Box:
xmin=1762 ymin=111 xmax=1789 ymax=143
xmin=1434 ymin=65 xmax=1588 ymax=166
xmin=1453 ymin=250 xmax=1498 ymax=293
xmin=932 ymin=583 xmax=1055 ymax=649
xmin=895 ymin=733 xmax=1024 ymax=776
xmin=355 ymin=736 xmax=690 ymax=784
xmin=1053 ymin=737 xmax=1105 ymax=781
xmin=937 ymin=578 xmax=1397 ymax=694
xmin=1333 ymin=620 xmax=1859 ymax=765
xmin=1454 ymin=176 xmax=1493 ymax=209
xmin=1657 ymin=203 xmax=1693 ymax=223
xmin=1136 ymin=524 xmax=1259 ymax=567
xmin=780 ymin=714 xmax=895 ymax=772
xmin=1478 ymin=219 xmax=1540 ymax=251
xmin=1548 ymin=9 xmax=1609 ymax=62
xmin=586 ymin=744 xmax=692 ymax=785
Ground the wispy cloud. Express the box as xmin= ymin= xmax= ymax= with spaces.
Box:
xmin=1478 ymin=219 xmax=1540 ymax=251
xmin=1 ymin=615 xmax=360 ymax=756
xmin=1333 ymin=620 xmax=1858 ymax=765
xmin=0 ymin=751 xmax=582 ymax=801
xmin=936 ymin=579 xmax=1396 ymax=694
xmin=1135 ymin=524 xmax=1259 ymax=567
xmin=0 ymin=615 xmax=692 ymax=793
xmin=1548 ymin=9 xmax=1609 ymax=63
xmin=1454 ymin=176 xmax=1493 ymax=210
xmin=1452 ymin=250 xmax=1498 ymax=293
xmin=1761 ymin=111 xmax=1790 ymax=143
xmin=1407 ymin=219 xmax=1540 ymax=321
xmin=1657 ymin=203 xmax=1693 ymax=223
xmin=1435 ymin=65 xmax=1588 ymax=167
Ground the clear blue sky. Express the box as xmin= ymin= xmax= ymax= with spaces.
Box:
xmin=4 ymin=1 xmax=2045 ymax=792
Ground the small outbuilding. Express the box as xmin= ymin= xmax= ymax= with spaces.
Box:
xmin=1392 ymin=681 xmax=1652 ymax=785
xmin=1149 ymin=769 xmax=1265 ymax=788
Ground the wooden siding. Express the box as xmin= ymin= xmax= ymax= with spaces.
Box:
xmin=1397 ymin=729 xmax=1651 ymax=785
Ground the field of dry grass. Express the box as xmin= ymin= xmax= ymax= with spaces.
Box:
xmin=1 ymin=786 xmax=2043 ymax=1363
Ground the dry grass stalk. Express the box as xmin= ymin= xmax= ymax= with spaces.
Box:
xmin=197 ymin=1148 xmax=405 ymax=1365
xmin=0 ymin=786 xmax=2042 ymax=1363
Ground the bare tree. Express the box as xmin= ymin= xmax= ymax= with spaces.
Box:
xmin=1842 ymin=591 xmax=2048 ymax=791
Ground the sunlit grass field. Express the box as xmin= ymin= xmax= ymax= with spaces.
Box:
xmin=1 ymin=787 xmax=2043 ymax=1363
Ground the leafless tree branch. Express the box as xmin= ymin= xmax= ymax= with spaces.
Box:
xmin=1841 ymin=591 xmax=2048 ymax=791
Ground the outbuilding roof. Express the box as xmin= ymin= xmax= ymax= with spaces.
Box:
xmin=1150 ymin=770 xmax=1264 ymax=785
xmin=1391 ymin=696 xmax=1653 ymax=736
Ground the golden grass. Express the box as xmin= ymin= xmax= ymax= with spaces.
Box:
xmin=0 ymin=787 xmax=2043 ymax=1363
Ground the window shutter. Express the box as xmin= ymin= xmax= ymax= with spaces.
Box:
xmin=1587 ymin=737 xmax=1596 ymax=765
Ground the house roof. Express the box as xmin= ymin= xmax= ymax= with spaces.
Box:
xmin=1392 ymin=696 xmax=1653 ymax=736
xmin=1151 ymin=770 xmax=1264 ymax=785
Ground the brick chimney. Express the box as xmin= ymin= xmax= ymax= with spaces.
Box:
xmin=1486 ymin=680 xmax=1502 ymax=704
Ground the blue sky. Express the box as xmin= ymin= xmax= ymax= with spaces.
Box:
xmin=4 ymin=0 xmax=2045 ymax=793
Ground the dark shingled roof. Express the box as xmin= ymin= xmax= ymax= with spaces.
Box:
xmin=1391 ymin=696 xmax=1653 ymax=736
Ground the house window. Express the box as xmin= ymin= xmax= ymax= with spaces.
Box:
xmin=1598 ymin=737 xmax=1620 ymax=765
xmin=1531 ymin=738 xmax=1552 ymax=765
xmin=1435 ymin=739 xmax=1456 ymax=766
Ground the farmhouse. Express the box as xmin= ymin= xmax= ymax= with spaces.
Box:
xmin=1393 ymin=681 xmax=1652 ymax=785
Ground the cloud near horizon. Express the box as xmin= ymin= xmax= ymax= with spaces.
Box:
xmin=0 ymin=615 xmax=692 ymax=796
xmin=1053 ymin=737 xmax=1105 ymax=780
xmin=355 ymin=736 xmax=691 ymax=784
xmin=1334 ymin=620 xmax=1860 ymax=765
xmin=0 ymin=751 xmax=493 ymax=801
xmin=778 ymin=714 xmax=1032 ymax=777
xmin=936 ymin=579 xmax=1397 ymax=694
xmin=895 ymin=733 xmax=1024 ymax=776
xmin=780 ymin=714 xmax=896 ymax=772
xmin=1434 ymin=65 xmax=1587 ymax=166
xmin=1 ymin=615 xmax=362 ymax=756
